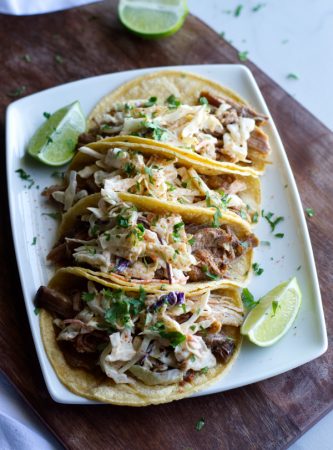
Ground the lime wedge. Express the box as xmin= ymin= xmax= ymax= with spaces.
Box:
xmin=241 ymin=277 xmax=302 ymax=347
xmin=118 ymin=0 xmax=188 ymax=39
xmin=27 ymin=101 xmax=86 ymax=166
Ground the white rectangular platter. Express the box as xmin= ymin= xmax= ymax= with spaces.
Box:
xmin=6 ymin=64 xmax=327 ymax=403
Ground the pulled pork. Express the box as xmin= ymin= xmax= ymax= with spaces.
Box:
xmin=186 ymin=224 xmax=258 ymax=282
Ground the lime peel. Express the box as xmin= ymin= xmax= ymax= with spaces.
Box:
xmin=241 ymin=277 xmax=302 ymax=347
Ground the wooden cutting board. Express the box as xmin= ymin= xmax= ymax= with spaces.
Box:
xmin=0 ymin=3 xmax=332 ymax=449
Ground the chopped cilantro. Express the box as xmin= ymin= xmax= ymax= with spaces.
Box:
xmin=160 ymin=331 xmax=186 ymax=348
xmin=188 ymin=237 xmax=195 ymax=246
xmin=7 ymin=86 xmax=26 ymax=97
xmin=212 ymin=206 xmax=222 ymax=228
xmin=181 ymin=304 xmax=187 ymax=313
xmin=51 ymin=171 xmax=65 ymax=178
xmin=144 ymin=96 xmax=157 ymax=107
xmin=297 ymin=265 xmax=302 ymax=271
xmin=199 ymin=96 xmax=208 ymax=105
xmin=42 ymin=212 xmax=61 ymax=220
xmin=252 ymin=211 xmax=259 ymax=223
xmin=104 ymin=232 xmax=111 ymax=241
xmin=34 ymin=307 xmax=40 ymax=315
xmin=43 ymin=112 xmax=51 ymax=119
xmin=181 ymin=181 xmax=188 ymax=188
xmin=144 ymin=166 xmax=154 ymax=184
xmin=238 ymin=51 xmax=249 ymax=62
xmin=100 ymin=124 xmax=113 ymax=131
xmin=89 ymin=224 xmax=99 ymax=238
xmin=205 ymin=193 xmax=212 ymax=207
xmin=129 ymin=223 xmax=145 ymax=241
xmin=305 ymin=208 xmax=315 ymax=218
xmin=82 ymin=292 xmax=95 ymax=302
xmin=142 ymin=120 xmax=168 ymax=141
xmin=138 ymin=286 xmax=146 ymax=303
xmin=234 ymin=4 xmax=243 ymax=17
xmin=104 ymin=289 xmax=144 ymax=328
xmin=201 ymin=265 xmax=220 ymax=280
xmin=117 ymin=215 xmax=129 ymax=228
xmin=195 ymin=418 xmax=205 ymax=431
xmin=166 ymin=181 xmax=176 ymax=192
xmin=240 ymin=209 xmax=248 ymax=220
xmin=252 ymin=3 xmax=266 ymax=12
xmin=190 ymin=325 xmax=196 ymax=331
xmin=150 ymin=321 xmax=166 ymax=332
xmin=124 ymin=162 xmax=135 ymax=175
xmin=220 ymin=192 xmax=230 ymax=209
xmin=262 ymin=210 xmax=284 ymax=232
xmin=55 ymin=54 xmax=64 ymax=64
xmin=275 ymin=233 xmax=284 ymax=238
xmin=22 ymin=54 xmax=32 ymax=62
xmin=287 ymin=73 xmax=299 ymax=80
xmin=241 ymin=288 xmax=258 ymax=309
xmin=252 ymin=262 xmax=264 ymax=276
xmin=172 ymin=222 xmax=185 ymax=241
xmin=201 ymin=367 xmax=209 ymax=374
xmin=151 ymin=322 xmax=186 ymax=347
xmin=166 ymin=94 xmax=181 ymax=109
xmin=15 ymin=168 xmax=34 ymax=188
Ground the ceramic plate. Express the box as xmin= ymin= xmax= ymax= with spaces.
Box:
xmin=6 ymin=65 xmax=327 ymax=403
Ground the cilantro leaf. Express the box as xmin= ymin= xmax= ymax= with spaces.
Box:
xmin=144 ymin=96 xmax=157 ymax=107
xmin=241 ymin=288 xmax=259 ymax=309
xmin=8 ymin=86 xmax=26 ymax=98
xmin=166 ymin=94 xmax=181 ymax=109
xmin=212 ymin=206 xmax=222 ymax=228
xmin=172 ymin=222 xmax=184 ymax=241
xmin=305 ymin=208 xmax=315 ymax=218
xmin=81 ymin=292 xmax=95 ymax=302
xmin=252 ymin=262 xmax=264 ymax=276
xmin=195 ymin=418 xmax=205 ymax=431
xmin=252 ymin=211 xmax=259 ymax=223
xmin=15 ymin=168 xmax=34 ymax=188
xmin=238 ymin=51 xmax=249 ymax=62
xmin=287 ymin=73 xmax=299 ymax=80
xmin=159 ymin=331 xmax=186 ymax=348
xmin=252 ymin=3 xmax=266 ymax=12
xmin=234 ymin=5 xmax=243 ymax=17
xmin=201 ymin=265 xmax=220 ymax=280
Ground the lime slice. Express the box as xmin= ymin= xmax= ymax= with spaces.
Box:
xmin=241 ymin=277 xmax=302 ymax=347
xmin=118 ymin=0 xmax=189 ymax=39
xmin=27 ymin=101 xmax=86 ymax=166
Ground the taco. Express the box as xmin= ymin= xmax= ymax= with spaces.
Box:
xmin=44 ymin=139 xmax=260 ymax=224
xmin=36 ymin=266 xmax=244 ymax=405
xmin=81 ymin=70 xmax=270 ymax=175
xmin=47 ymin=191 xmax=258 ymax=288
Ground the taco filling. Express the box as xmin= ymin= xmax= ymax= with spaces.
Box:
xmin=48 ymin=198 xmax=258 ymax=284
xmin=82 ymin=92 xmax=270 ymax=165
xmin=36 ymin=280 xmax=243 ymax=386
xmin=44 ymin=146 xmax=257 ymax=222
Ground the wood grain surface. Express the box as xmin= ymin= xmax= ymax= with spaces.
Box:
xmin=1 ymin=2 xmax=332 ymax=449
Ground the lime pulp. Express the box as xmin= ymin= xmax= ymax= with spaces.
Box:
xmin=118 ymin=0 xmax=189 ymax=39
xmin=241 ymin=277 xmax=302 ymax=347
xmin=27 ymin=101 xmax=86 ymax=167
